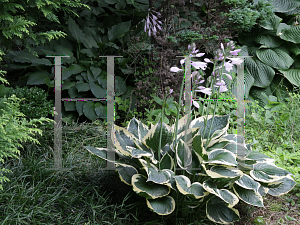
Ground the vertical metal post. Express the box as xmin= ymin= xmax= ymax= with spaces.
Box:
xmin=99 ymin=56 xmax=122 ymax=170
xmin=46 ymin=56 xmax=70 ymax=171
xmin=183 ymin=56 xmax=192 ymax=168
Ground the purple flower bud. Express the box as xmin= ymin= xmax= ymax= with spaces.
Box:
xmin=230 ymin=49 xmax=241 ymax=56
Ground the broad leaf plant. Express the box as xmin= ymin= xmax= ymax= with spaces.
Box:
xmin=85 ymin=42 xmax=296 ymax=224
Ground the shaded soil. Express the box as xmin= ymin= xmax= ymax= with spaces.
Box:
xmin=235 ymin=192 xmax=300 ymax=225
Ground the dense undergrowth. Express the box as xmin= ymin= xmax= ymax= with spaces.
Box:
xmin=0 ymin=84 xmax=299 ymax=224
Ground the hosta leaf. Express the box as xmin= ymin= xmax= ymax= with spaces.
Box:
xmin=278 ymin=69 xmax=300 ymax=87
xmin=266 ymin=0 xmax=300 ymax=13
xmin=132 ymin=174 xmax=170 ymax=199
xmin=258 ymin=186 xmax=269 ymax=196
xmin=176 ymin=127 xmax=200 ymax=147
xmin=80 ymin=48 xmax=97 ymax=57
xmin=203 ymin=180 xmax=239 ymax=208
xmin=108 ymin=21 xmax=131 ymax=41
xmin=235 ymin=174 xmax=261 ymax=193
xmin=62 ymin=64 xmax=85 ymax=80
xmin=171 ymin=114 xmax=189 ymax=135
xmin=176 ymin=139 xmax=192 ymax=169
xmin=186 ymin=149 xmax=205 ymax=176
xmin=76 ymin=101 xmax=84 ymax=116
xmin=8 ymin=51 xmax=52 ymax=65
xmin=64 ymin=101 xmax=75 ymax=111
xmin=267 ymin=176 xmax=296 ymax=196
xmin=62 ymin=80 xmax=75 ymax=91
xmin=256 ymin=34 xmax=284 ymax=48
xmin=90 ymin=66 xmax=102 ymax=79
xmin=115 ymin=163 xmax=138 ymax=186
xmin=115 ymin=76 xmax=127 ymax=96
xmin=205 ymin=165 xmax=243 ymax=179
xmin=160 ymin=152 xmax=175 ymax=170
xmin=250 ymin=162 xmax=293 ymax=183
xmin=76 ymin=81 xmax=90 ymax=92
xmin=233 ymin=184 xmax=264 ymax=207
xmin=206 ymin=140 xmax=232 ymax=153
xmin=94 ymin=102 xmax=106 ymax=118
xmin=204 ymin=149 xmax=237 ymax=167
xmin=146 ymin=196 xmax=175 ymax=216
xmin=259 ymin=13 xmax=282 ymax=30
xmin=278 ymin=24 xmax=300 ymax=43
xmin=192 ymin=134 xmax=207 ymax=156
xmin=83 ymin=101 xmax=98 ymax=121
xmin=68 ymin=86 xmax=79 ymax=98
xmin=27 ymin=70 xmax=50 ymax=85
xmin=244 ymin=68 xmax=255 ymax=99
xmin=238 ymin=162 xmax=254 ymax=171
xmin=127 ymin=117 xmax=149 ymax=141
xmin=174 ymin=175 xmax=208 ymax=199
xmin=126 ymin=146 xmax=152 ymax=159
xmin=139 ymin=159 xmax=172 ymax=184
xmin=98 ymin=72 xmax=107 ymax=89
xmin=84 ymin=146 xmax=123 ymax=163
xmin=113 ymin=125 xmax=137 ymax=157
xmin=246 ymin=151 xmax=275 ymax=163
xmin=143 ymin=121 xmax=173 ymax=153
xmin=82 ymin=34 xmax=98 ymax=49
xmin=245 ymin=56 xmax=275 ymax=88
xmin=68 ymin=17 xmax=85 ymax=43
xmin=223 ymin=142 xmax=249 ymax=156
xmin=206 ymin=196 xmax=240 ymax=224
xmin=248 ymin=86 xmax=273 ymax=108
xmin=190 ymin=115 xmax=230 ymax=141
xmin=89 ymin=80 xmax=106 ymax=98
xmin=256 ymin=49 xmax=294 ymax=69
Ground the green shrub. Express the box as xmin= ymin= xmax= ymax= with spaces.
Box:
xmin=6 ymin=86 xmax=53 ymax=120
xmin=0 ymin=93 xmax=52 ymax=190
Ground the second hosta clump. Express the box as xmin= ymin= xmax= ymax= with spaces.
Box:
xmin=85 ymin=114 xmax=296 ymax=224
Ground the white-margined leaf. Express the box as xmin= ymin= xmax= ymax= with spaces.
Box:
xmin=127 ymin=117 xmax=149 ymax=141
xmin=143 ymin=121 xmax=174 ymax=153
xmin=235 ymin=174 xmax=261 ymax=193
xmin=203 ymin=180 xmax=239 ymax=208
xmin=139 ymin=159 xmax=172 ymax=184
xmin=250 ymin=162 xmax=293 ymax=183
xmin=126 ymin=146 xmax=153 ymax=159
xmin=190 ymin=115 xmax=230 ymax=141
xmin=115 ymin=163 xmax=138 ymax=186
xmin=176 ymin=139 xmax=192 ymax=169
xmin=267 ymin=176 xmax=297 ymax=196
xmin=84 ymin=146 xmax=122 ymax=163
xmin=206 ymin=196 xmax=240 ymax=224
xmin=203 ymin=149 xmax=237 ymax=167
xmin=233 ymin=184 xmax=264 ymax=207
xmin=146 ymin=196 xmax=175 ymax=215
xmin=160 ymin=152 xmax=175 ymax=170
xmin=246 ymin=151 xmax=275 ymax=163
xmin=113 ymin=125 xmax=138 ymax=157
xmin=205 ymin=165 xmax=243 ymax=179
xmin=174 ymin=175 xmax=208 ymax=199
xmin=132 ymin=174 xmax=170 ymax=199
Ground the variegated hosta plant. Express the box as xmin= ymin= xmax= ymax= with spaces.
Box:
xmin=85 ymin=113 xmax=296 ymax=224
